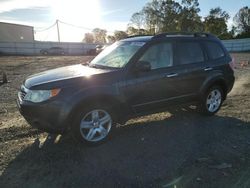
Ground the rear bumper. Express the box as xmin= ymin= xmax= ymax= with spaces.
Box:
xmin=17 ymin=98 xmax=69 ymax=133
xmin=227 ymin=75 xmax=235 ymax=94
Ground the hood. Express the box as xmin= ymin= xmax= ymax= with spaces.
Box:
xmin=24 ymin=64 xmax=112 ymax=89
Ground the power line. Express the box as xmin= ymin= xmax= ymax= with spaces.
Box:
xmin=35 ymin=22 xmax=57 ymax=32
xmin=41 ymin=28 xmax=52 ymax=41
xmin=58 ymin=20 xmax=93 ymax=31
xmin=35 ymin=19 xmax=115 ymax=33
xmin=58 ymin=20 xmax=114 ymax=33
xmin=34 ymin=19 xmax=116 ymax=41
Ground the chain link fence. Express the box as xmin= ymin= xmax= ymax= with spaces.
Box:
xmin=222 ymin=38 xmax=250 ymax=52
xmin=0 ymin=41 xmax=98 ymax=55
xmin=0 ymin=38 xmax=249 ymax=56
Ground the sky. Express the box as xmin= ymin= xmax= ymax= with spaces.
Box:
xmin=0 ymin=0 xmax=249 ymax=42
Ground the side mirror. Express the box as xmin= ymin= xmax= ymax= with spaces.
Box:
xmin=135 ymin=61 xmax=151 ymax=72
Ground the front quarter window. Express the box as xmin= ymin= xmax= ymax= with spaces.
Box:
xmin=90 ymin=41 xmax=144 ymax=68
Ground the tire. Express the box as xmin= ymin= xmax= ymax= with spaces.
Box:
xmin=199 ymin=85 xmax=224 ymax=116
xmin=72 ymin=104 xmax=114 ymax=145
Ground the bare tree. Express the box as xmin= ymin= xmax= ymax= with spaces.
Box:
xmin=129 ymin=11 xmax=145 ymax=33
xmin=233 ymin=6 xmax=250 ymax=33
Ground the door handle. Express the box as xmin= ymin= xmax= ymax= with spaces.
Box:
xmin=204 ymin=67 xmax=213 ymax=71
xmin=165 ymin=73 xmax=178 ymax=78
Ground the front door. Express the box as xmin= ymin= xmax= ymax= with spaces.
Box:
xmin=122 ymin=41 xmax=182 ymax=113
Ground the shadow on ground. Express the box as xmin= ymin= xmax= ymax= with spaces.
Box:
xmin=1 ymin=108 xmax=250 ymax=188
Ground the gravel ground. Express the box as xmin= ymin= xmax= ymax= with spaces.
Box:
xmin=0 ymin=53 xmax=250 ymax=188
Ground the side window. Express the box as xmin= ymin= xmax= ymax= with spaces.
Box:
xmin=139 ymin=42 xmax=173 ymax=69
xmin=177 ymin=42 xmax=204 ymax=65
xmin=205 ymin=41 xmax=225 ymax=60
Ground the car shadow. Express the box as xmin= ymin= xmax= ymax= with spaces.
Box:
xmin=1 ymin=108 xmax=250 ymax=188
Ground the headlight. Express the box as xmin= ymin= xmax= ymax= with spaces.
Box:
xmin=24 ymin=89 xmax=61 ymax=103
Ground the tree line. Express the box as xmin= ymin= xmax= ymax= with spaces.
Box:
xmin=83 ymin=0 xmax=250 ymax=43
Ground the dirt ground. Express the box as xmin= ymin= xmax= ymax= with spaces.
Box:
xmin=0 ymin=54 xmax=250 ymax=188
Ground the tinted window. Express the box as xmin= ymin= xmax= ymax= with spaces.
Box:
xmin=205 ymin=41 xmax=225 ymax=59
xmin=139 ymin=42 xmax=173 ymax=69
xmin=177 ymin=42 xmax=204 ymax=64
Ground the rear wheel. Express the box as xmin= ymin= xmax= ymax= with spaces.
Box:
xmin=200 ymin=85 xmax=224 ymax=115
xmin=72 ymin=105 xmax=114 ymax=145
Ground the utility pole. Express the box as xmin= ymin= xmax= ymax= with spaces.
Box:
xmin=56 ymin=19 xmax=60 ymax=42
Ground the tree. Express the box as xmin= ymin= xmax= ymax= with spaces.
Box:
xmin=204 ymin=7 xmax=230 ymax=37
xmin=178 ymin=0 xmax=204 ymax=32
xmin=107 ymin=35 xmax=116 ymax=43
xmin=129 ymin=0 xmax=181 ymax=34
xmin=142 ymin=0 xmax=163 ymax=34
xmin=229 ymin=26 xmax=237 ymax=37
xmin=127 ymin=26 xmax=148 ymax=36
xmin=233 ymin=6 xmax=250 ymax=34
xmin=159 ymin=0 xmax=182 ymax=32
xmin=128 ymin=0 xmax=204 ymax=34
xmin=92 ymin=28 xmax=107 ymax=43
xmin=82 ymin=33 xmax=94 ymax=43
xmin=129 ymin=11 xmax=145 ymax=33
xmin=127 ymin=26 xmax=139 ymax=35
xmin=114 ymin=31 xmax=128 ymax=40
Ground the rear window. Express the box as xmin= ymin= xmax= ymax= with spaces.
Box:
xmin=176 ymin=42 xmax=204 ymax=65
xmin=205 ymin=41 xmax=225 ymax=60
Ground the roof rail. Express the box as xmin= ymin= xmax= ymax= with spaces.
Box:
xmin=152 ymin=32 xmax=214 ymax=39
xmin=126 ymin=34 xmax=152 ymax=39
xmin=194 ymin=32 xmax=213 ymax=37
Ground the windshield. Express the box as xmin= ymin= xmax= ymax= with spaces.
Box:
xmin=90 ymin=41 xmax=145 ymax=68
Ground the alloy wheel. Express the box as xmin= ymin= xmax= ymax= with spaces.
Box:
xmin=79 ymin=109 xmax=112 ymax=142
xmin=206 ymin=89 xmax=222 ymax=113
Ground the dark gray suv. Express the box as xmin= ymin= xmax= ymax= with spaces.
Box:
xmin=17 ymin=32 xmax=235 ymax=145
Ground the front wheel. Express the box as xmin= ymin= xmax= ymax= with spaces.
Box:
xmin=199 ymin=86 xmax=224 ymax=116
xmin=72 ymin=106 xmax=114 ymax=145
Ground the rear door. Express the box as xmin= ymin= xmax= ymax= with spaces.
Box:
xmin=173 ymin=39 xmax=209 ymax=97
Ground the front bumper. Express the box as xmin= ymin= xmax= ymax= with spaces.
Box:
xmin=17 ymin=97 xmax=69 ymax=133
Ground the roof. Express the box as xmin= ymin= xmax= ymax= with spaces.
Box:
xmin=0 ymin=22 xmax=33 ymax=28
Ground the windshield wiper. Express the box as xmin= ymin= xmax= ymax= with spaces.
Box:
xmin=89 ymin=64 xmax=118 ymax=70
xmin=89 ymin=64 xmax=101 ymax=68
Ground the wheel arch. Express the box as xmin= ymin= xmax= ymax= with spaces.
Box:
xmin=199 ymin=76 xmax=228 ymax=100
xmin=65 ymin=94 xmax=129 ymax=130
